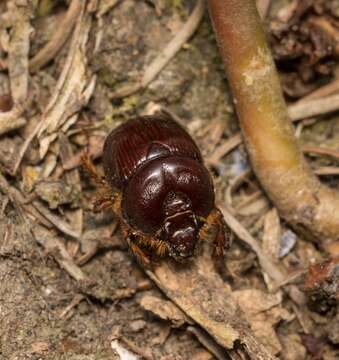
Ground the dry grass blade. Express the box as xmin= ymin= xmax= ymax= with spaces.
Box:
xmin=110 ymin=0 xmax=205 ymax=98
xmin=10 ymin=3 xmax=95 ymax=173
xmin=37 ymin=10 xmax=94 ymax=159
xmin=29 ymin=0 xmax=82 ymax=73
xmin=204 ymin=95 xmax=339 ymax=165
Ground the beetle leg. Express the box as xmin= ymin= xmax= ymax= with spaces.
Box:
xmin=92 ymin=195 xmax=114 ymax=213
xmin=120 ymin=222 xmax=152 ymax=267
xmin=81 ymin=150 xmax=107 ymax=187
xmin=206 ymin=208 xmax=232 ymax=257
xmin=81 ymin=151 xmax=123 ymax=215
xmin=129 ymin=240 xmax=152 ymax=267
xmin=135 ymin=235 xmax=168 ymax=258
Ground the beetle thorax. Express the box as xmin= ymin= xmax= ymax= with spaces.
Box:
xmin=162 ymin=191 xmax=199 ymax=259
xmin=163 ymin=191 xmax=192 ymax=216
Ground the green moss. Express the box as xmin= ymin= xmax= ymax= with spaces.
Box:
xmin=36 ymin=0 xmax=59 ymax=17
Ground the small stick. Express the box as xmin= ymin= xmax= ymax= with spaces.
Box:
xmin=110 ymin=0 xmax=205 ymax=98
xmin=300 ymin=78 xmax=339 ymax=101
xmin=287 ymin=92 xmax=339 ymax=121
xmin=314 ymin=167 xmax=339 ymax=176
xmin=303 ymin=145 xmax=339 ymax=161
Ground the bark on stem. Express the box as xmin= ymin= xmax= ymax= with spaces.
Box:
xmin=208 ymin=0 xmax=339 ymax=247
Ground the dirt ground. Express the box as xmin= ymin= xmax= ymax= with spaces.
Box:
xmin=0 ymin=0 xmax=338 ymax=359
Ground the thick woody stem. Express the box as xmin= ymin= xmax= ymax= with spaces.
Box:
xmin=208 ymin=0 xmax=339 ymax=248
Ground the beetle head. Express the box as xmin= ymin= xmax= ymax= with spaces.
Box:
xmin=162 ymin=192 xmax=199 ymax=260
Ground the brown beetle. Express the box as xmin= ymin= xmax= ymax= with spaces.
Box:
xmin=84 ymin=113 xmax=231 ymax=265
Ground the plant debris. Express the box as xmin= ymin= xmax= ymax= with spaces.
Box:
xmin=270 ymin=0 xmax=339 ymax=98
xmin=0 ymin=0 xmax=338 ymax=358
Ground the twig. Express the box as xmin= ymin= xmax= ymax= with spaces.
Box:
xmin=32 ymin=224 xmax=87 ymax=282
xmin=8 ymin=3 xmax=31 ymax=104
xmin=110 ymin=0 xmax=205 ymax=98
xmin=219 ymin=205 xmax=285 ymax=285
xmin=0 ymin=172 xmax=52 ymax=229
xmin=207 ymin=133 xmax=242 ymax=166
xmin=287 ymin=93 xmax=339 ymax=121
xmin=300 ymin=78 xmax=339 ymax=101
xmin=75 ymin=236 xmax=126 ymax=266
xmin=59 ymin=294 xmax=85 ymax=318
xmin=314 ymin=167 xmax=339 ymax=176
xmin=303 ymin=146 xmax=339 ymax=162
xmin=29 ymin=0 xmax=82 ymax=72
xmin=32 ymin=200 xmax=81 ymax=239
xmin=225 ymin=169 xmax=252 ymax=206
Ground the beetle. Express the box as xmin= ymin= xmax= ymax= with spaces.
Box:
xmin=84 ymin=113 xmax=231 ymax=265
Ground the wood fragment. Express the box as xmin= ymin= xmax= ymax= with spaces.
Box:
xmin=146 ymin=239 xmax=277 ymax=358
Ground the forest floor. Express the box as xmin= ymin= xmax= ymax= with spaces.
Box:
xmin=0 ymin=0 xmax=338 ymax=359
